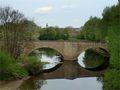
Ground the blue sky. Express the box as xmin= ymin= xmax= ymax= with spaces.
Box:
xmin=0 ymin=0 xmax=118 ymax=27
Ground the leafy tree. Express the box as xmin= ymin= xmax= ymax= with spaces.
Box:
xmin=38 ymin=26 xmax=69 ymax=40
xmin=77 ymin=17 xmax=105 ymax=42
xmin=0 ymin=7 xmax=35 ymax=59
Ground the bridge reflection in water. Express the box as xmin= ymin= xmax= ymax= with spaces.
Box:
xmin=18 ymin=61 xmax=104 ymax=90
xmin=0 ymin=48 xmax=108 ymax=90
xmin=17 ymin=47 xmax=109 ymax=90
xmin=40 ymin=61 xmax=104 ymax=80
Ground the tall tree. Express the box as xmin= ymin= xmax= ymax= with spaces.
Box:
xmin=0 ymin=7 xmax=33 ymax=59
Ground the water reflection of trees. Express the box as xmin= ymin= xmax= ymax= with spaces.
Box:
xmin=30 ymin=48 xmax=61 ymax=58
xmin=97 ymin=77 xmax=103 ymax=84
xmin=18 ymin=76 xmax=47 ymax=90
xmin=83 ymin=49 xmax=105 ymax=68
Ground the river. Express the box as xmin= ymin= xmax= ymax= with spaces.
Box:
xmin=0 ymin=48 xmax=109 ymax=90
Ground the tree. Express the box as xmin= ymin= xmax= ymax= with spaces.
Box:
xmin=0 ymin=7 xmax=33 ymax=59
xmin=38 ymin=26 xmax=70 ymax=40
xmin=77 ymin=17 xmax=105 ymax=41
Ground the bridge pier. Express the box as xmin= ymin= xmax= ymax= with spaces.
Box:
xmin=62 ymin=42 xmax=79 ymax=61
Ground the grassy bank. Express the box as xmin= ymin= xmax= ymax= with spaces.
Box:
xmin=0 ymin=51 xmax=43 ymax=81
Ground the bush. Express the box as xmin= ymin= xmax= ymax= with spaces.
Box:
xmin=103 ymin=69 xmax=120 ymax=90
xmin=0 ymin=51 xmax=28 ymax=80
xmin=18 ymin=55 xmax=43 ymax=75
xmin=108 ymin=26 xmax=120 ymax=70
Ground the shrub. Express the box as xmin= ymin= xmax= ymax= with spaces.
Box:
xmin=103 ymin=69 xmax=120 ymax=90
xmin=0 ymin=51 xmax=28 ymax=80
xmin=18 ymin=55 xmax=43 ymax=75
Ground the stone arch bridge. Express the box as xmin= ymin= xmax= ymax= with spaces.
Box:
xmin=24 ymin=41 xmax=107 ymax=61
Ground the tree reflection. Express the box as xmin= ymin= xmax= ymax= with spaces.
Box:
xmin=83 ymin=49 xmax=106 ymax=68
xmin=30 ymin=48 xmax=61 ymax=58
xmin=18 ymin=76 xmax=46 ymax=90
xmin=97 ymin=77 xmax=103 ymax=84
xmin=39 ymin=48 xmax=61 ymax=58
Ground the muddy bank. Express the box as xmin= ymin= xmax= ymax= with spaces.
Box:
xmin=0 ymin=76 xmax=30 ymax=90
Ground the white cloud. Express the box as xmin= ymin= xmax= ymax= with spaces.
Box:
xmin=34 ymin=6 xmax=53 ymax=14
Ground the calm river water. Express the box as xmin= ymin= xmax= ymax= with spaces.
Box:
xmin=0 ymin=48 xmax=109 ymax=90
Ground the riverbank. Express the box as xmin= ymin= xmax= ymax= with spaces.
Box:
xmin=103 ymin=68 xmax=120 ymax=90
xmin=0 ymin=76 xmax=30 ymax=84
xmin=0 ymin=76 xmax=30 ymax=90
xmin=0 ymin=51 xmax=44 ymax=81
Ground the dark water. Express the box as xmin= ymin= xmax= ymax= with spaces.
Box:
xmin=78 ymin=48 xmax=109 ymax=71
xmin=18 ymin=60 xmax=104 ymax=90
xmin=17 ymin=48 xmax=108 ymax=90
xmin=18 ymin=76 xmax=103 ymax=90
xmin=29 ymin=48 xmax=62 ymax=70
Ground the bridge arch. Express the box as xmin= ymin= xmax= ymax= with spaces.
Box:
xmin=27 ymin=46 xmax=63 ymax=57
xmin=78 ymin=47 xmax=108 ymax=55
xmin=77 ymin=46 xmax=109 ymax=71
xmin=23 ymin=41 xmax=107 ymax=61
xmin=76 ymin=43 xmax=108 ymax=59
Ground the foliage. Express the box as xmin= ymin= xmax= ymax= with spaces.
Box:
xmin=0 ymin=50 xmax=44 ymax=80
xmin=101 ymin=2 xmax=120 ymax=69
xmin=30 ymin=48 xmax=61 ymax=58
xmin=77 ymin=2 xmax=120 ymax=89
xmin=77 ymin=1 xmax=120 ymax=68
xmin=83 ymin=49 xmax=105 ymax=68
xmin=103 ymin=2 xmax=120 ymax=90
xmin=103 ymin=69 xmax=120 ymax=90
xmin=25 ymin=20 xmax=41 ymax=40
xmin=0 ymin=7 xmax=37 ymax=59
xmin=18 ymin=77 xmax=46 ymax=90
xmin=0 ymin=51 xmax=28 ymax=80
xmin=17 ymin=55 xmax=44 ymax=75
xmin=77 ymin=2 xmax=120 ymax=42
xmin=108 ymin=26 xmax=120 ymax=70
xmin=38 ymin=27 xmax=69 ymax=40
xmin=77 ymin=17 xmax=107 ymax=42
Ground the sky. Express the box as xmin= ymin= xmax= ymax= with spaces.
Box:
xmin=0 ymin=0 xmax=118 ymax=28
